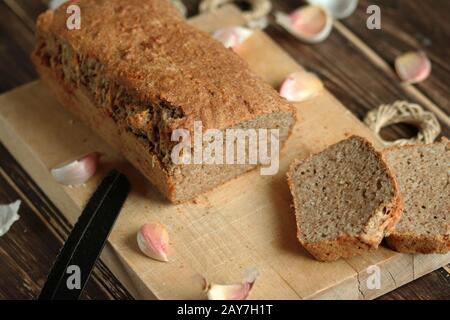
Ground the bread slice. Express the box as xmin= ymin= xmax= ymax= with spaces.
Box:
xmin=287 ymin=136 xmax=402 ymax=261
xmin=32 ymin=0 xmax=295 ymax=203
xmin=384 ymin=138 xmax=450 ymax=254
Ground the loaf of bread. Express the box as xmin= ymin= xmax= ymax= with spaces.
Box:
xmin=384 ymin=138 xmax=450 ymax=254
xmin=287 ymin=136 xmax=403 ymax=261
xmin=32 ymin=0 xmax=295 ymax=202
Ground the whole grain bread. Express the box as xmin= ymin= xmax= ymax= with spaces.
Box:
xmin=384 ymin=138 xmax=450 ymax=254
xmin=287 ymin=136 xmax=402 ymax=262
xmin=32 ymin=0 xmax=295 ymax=202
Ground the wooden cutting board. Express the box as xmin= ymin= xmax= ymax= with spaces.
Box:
xmin=0 ymin=5 xmax=448 ymax=300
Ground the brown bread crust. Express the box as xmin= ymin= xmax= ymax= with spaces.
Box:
xmin=32 ymin=0 xmax=296 ymax=202
xmin=34 ymin=0 xmax=293 ymax=131
xmin=386 ymin=233 xmax=450 ymax=254
xmin=33 ymin=62 xmax=176 ymax=198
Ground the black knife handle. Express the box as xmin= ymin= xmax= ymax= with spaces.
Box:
xmin=39 ymin=170 xmax=130 ymax=300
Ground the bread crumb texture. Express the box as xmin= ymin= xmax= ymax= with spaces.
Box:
xmin=385 ymin=138 xmax=450 ymax=254
xmin=288 ymin=136 xmax=402 ymax=261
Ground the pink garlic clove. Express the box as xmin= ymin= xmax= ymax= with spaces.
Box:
xmin=50 ymin=152 xmax=100 ymax=186
xmin=395 ymin=51 xmax=432 ymax=84
xmin=279 ymin=71 xmax=324 ymax=102
xmin=275 ymin=5 xmax=333 ymax=44
xmin=137 ymin=222 xmax=170 ymax=262
xmin=212 ymin=27 xmax=254 ymax=49
xmin=207 ymin=283 xmax=254 ymax=300
xmin=205 ymin=268 xmax=259 ymax=300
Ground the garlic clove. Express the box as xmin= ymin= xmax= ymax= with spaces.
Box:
xmin=275 ymin=6 xmax=333 ymax=44
xmin=307 ymin=0 xmax=359 ymax=19
xmin=0 ymin=200 xmax=21 ymax=237
xmin=279 ymin=71 xmax=324 ymax=102
xmin=212 ymin=27 xmax=254 ymax=49
xmin=395 ymin=51 xmax=432 ymax=84
xmin=137 ymin=222 xmax=170 ymax=262
xmin=51 ymin=152 xmax=100 ymax=186
xmin=207 ymin=283 xmax=254 ymax=300
xmin=205 ymin=268 xmax=259 ymax=300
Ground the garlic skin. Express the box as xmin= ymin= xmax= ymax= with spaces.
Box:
xmin=395 ymin=51 xmax=432 ymax=84
xmin=307 ymin=0 xmax=359 ymax=19
xmin=205 ymin=268 xmax=259 ymax=300
xmin=51 ymin=152 xmax=100 ymax=186
xmin=279 ymin=71 xmax=324 ymax=102
xmin=212 ymin=27 xmax=254 ymax=49
xmin=137 ymin=222 xmax=170 ymax=262
xmin=275 ymin=6 xmax=333 ymax=44
xmin=0 ymin=200 xmax=21 ymax=237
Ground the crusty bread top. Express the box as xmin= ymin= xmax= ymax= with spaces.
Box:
xmin=36 ymin=0 xmax=293 ymax=130
xmin=384 ymin=138 xmax=450 ymax=238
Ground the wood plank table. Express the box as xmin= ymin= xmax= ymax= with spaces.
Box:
xmin=0 ymin=0 xmax=449 ymax=300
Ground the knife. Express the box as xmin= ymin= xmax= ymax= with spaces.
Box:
xmin=39 ymin=170 xmax=130 ymax=300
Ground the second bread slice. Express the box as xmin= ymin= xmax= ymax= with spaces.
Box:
xmin=287 ymin=136 xmax=402 ymax=261
xmin=384 ymin=138 xmax=450 ymax=254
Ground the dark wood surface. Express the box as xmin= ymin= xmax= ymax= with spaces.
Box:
xmin=0 ymin=0 xmax=449 ymax=300
xmin=0 ymin=142 xmax=133 ymax=300
xmin=342 ymin=0 xmax=450 ymax=115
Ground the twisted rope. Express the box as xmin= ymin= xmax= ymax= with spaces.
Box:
xmin=364 ymin=101 xmax=441 ymax=146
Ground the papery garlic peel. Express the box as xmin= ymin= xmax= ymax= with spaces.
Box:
xmin=0 ymin=200 xmax=21 ymax=237
xmin=137 ymin=222 xmax=170 ymax=262
xmin=51 ymin=152 xmax=100 ymax=186
xmin=395 ymin=51 xmax=432 ymax=84
xmin=280 ymin=71 xmax=324 ymax=102
xmin=205 ymin=268 xmax=259 ymax=300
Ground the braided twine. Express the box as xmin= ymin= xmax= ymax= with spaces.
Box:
xmin=364 ymin=101 xmax=441 ymax=146
xmin=199 ymin=0 xmax=272 ymax=28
